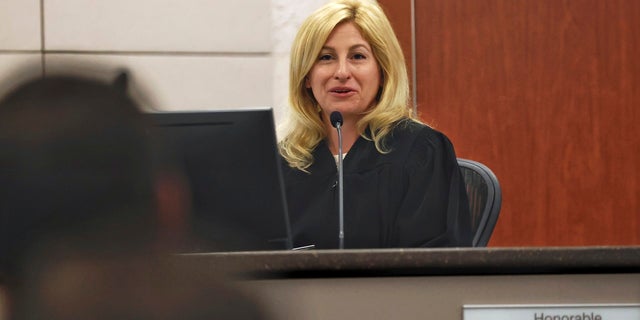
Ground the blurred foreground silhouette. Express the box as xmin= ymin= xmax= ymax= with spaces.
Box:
xmin=0 ymin=72 xmax=272 ymax=320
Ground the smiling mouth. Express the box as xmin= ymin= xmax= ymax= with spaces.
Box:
xmin=331 ymin=88 xmax=354 ymax=94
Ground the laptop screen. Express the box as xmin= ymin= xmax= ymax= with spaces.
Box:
xmin=146 ymin=108 xmax=292 ymax=252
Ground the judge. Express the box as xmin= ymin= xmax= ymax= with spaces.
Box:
xmin=279 ymin=0 xmax=472 ymax=249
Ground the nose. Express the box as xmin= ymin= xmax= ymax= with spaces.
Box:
xmin=334 ymin=59 xmax=351 ymax=81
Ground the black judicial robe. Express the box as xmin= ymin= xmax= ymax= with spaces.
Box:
xmin=281 ymin=120 xmax=472 ymax=249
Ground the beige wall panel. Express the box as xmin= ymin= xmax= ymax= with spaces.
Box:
xmin=0 ymin=0 xmax=41 ymax=50
xmin=44 ymin=0 xmax=271 ymax=52
xmin=0 ymin=54 xmax=42 ymax=97
xmin=45 ymin=54 xmax=273 ymax=111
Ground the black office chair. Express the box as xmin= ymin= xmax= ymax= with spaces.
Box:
xmin=457 ymin=158 xmax=502 ymax=247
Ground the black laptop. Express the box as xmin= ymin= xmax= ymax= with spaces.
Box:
xmin=146 ymin=108 xmax=292 ymax=252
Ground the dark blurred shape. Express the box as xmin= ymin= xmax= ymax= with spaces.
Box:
xmin=0 ymin=73 xmax=273 ymax=319
xmin=0 ymin=75 xmax=160 ymax=281
xmin=111 ymin=70 xmax=130 ymax=94
xmin=12 ymin=250 xmax=271 ymax=320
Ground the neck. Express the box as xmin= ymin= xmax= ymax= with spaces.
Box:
xmin=324 ymin=116 xmax=360 ymax=155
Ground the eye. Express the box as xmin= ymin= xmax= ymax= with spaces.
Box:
xmin=352 ymin=53 xmax=367 ymax=60
xmin=318 ymin=54 xmax=333 ymax=61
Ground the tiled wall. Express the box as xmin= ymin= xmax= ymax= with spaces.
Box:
xmin=0 ymin=0 xmax=328 ymax=125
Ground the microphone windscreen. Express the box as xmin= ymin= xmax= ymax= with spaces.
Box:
xmin=330 ymin=111 xmax=343 ymax=128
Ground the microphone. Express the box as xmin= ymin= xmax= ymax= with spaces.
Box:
xmin=330 ymin=111 xmax=345 ymax=249
xmin=330 ymin=111 xmax=343 ymax=128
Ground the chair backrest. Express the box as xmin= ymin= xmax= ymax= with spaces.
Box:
xmin=457 ymin=158 xmax=502 ymax=247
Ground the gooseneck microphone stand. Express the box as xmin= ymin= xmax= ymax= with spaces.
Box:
xmin=330 ymin=111 xmax=345 ymax=249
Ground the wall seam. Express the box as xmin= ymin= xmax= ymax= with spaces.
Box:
xmin=410 ymin=0 xmax=417 ymax=112
xmin=40 ymin=0 xmax=46 ymax=76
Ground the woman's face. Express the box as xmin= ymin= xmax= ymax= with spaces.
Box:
xmin=305 ymin=21 xmax=381 ymax=124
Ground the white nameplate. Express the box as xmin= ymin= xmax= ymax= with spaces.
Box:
xmin=463 ymin=304 xmax=640 ymax=320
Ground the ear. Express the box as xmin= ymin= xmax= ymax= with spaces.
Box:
xmin=112 ymin=70 xmax=129 ymax=94
xmin=305 ymin=76 xmax=311 ymax=89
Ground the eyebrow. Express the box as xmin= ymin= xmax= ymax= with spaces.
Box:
xmin=320 ymin=44 xmax=372 ymax=52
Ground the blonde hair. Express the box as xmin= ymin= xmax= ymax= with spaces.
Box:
xmin=280 ymin=0 xmax=415 ymax=171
